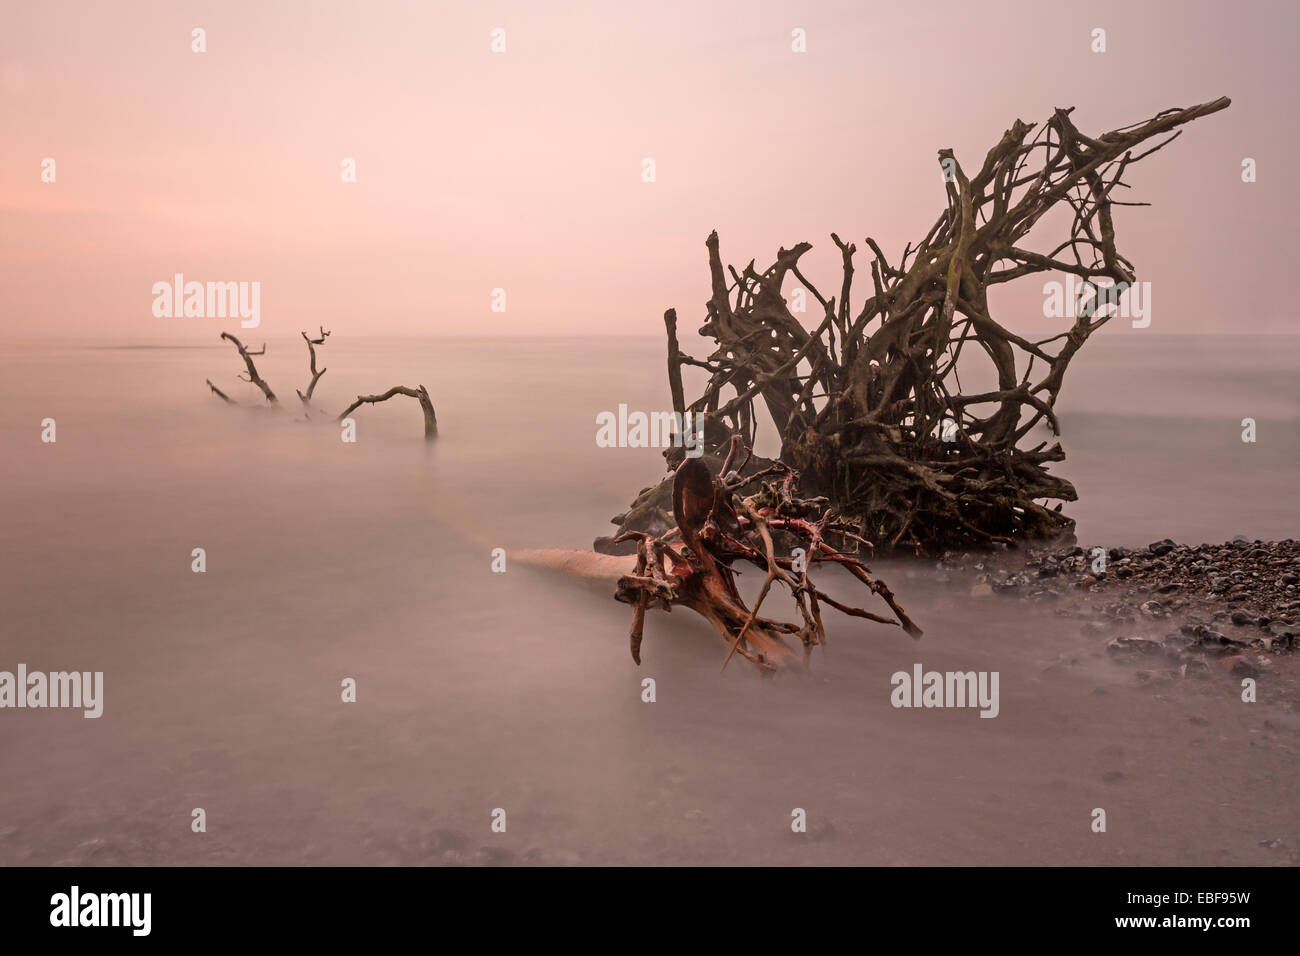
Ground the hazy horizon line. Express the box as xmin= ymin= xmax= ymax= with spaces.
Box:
xmin=5 ymin=330 xmax=1299 ymax=346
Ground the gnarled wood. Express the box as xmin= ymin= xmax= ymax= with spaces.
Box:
xmin=339 ymin=385 xmax=438 ymax=440
xmin=205 ymin=331 xmax=438 ymax=441
xmin=606 ymin=98 xmax=1230 ymax=556
xmin=219 ymin=332 xmax=276 ymax=404
xmin=607 ymin=438 xmax=918 ymax=674
xmin=296 ymin=327 xmax=330 ymax=406
xmin=515 ymin=440 xmax=918 ymax=675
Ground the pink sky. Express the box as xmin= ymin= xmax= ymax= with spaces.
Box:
xmin=1 ymin=0 xmax=1295 ymax=339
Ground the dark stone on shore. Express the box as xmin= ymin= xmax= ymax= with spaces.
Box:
xmin=1231 ymin=658 xmax=1261 ymax=678
xmin=1139 ymin=600 xmax=1166 ymax=618
xmin=1108 ymin=637 xmax=1164 ymax=657
xmin=976 ymin=536 xmax=1299 ymax=671
xmin=1148 ymin=538 xmax=1177 ymax=556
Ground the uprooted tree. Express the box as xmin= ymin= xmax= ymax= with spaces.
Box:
xmin=600 ymin=97 xmax=1230 ymax=557
xmin=205 ymin=329 xmax=438 ymax=439
xmin=514 ymin=433 xmax=923 ymax=675
xmin=619 ymin=436 xmax=922 ymax=673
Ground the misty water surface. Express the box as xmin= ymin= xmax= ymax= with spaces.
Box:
xmin=0 ymin=333 xmax=1296 ymax=865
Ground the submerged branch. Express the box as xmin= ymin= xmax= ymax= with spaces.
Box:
xmin=339 ymin=385 xmax=438 ymax=440
xmin=296 ymin=327 xmax=331 ymax=406
xmin=219 ymin=332 xmax=277 ymax=404
xmin=204 ymin=331 xmax=438 ymax=441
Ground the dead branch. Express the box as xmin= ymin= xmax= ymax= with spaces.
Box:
xmin=218 ymin=332 xmax=276 ymax=404
xmin=604 ymin=97 xmax=1230 ymax=556
xmin=296 ymin=327 xmax=330 ymax=406
xmin=664 ymin=308 xmax=686 ymax=419
xmin=611 ymin=436 xmax=920 ymax=676
xmin=205 ymin=379 xmax=236 ymax=404
xmin=205 ymin=331 xmax=439 ymax=440
xmin=338 ymin=385 xmax=438 ymax=440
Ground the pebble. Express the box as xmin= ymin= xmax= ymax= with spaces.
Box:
xmin=978 ymin=537 xmax=1300 ymax=674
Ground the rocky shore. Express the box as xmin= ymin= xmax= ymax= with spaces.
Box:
xmin=953 ymin=537 xmax=1300 ymax=679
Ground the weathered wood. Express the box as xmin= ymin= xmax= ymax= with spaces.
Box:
xmin=602 ymin=441 xmax=919 ymax=674
xmin=219 ymin=332 xmax=276 ymax=404
xmin=205 ymin=378 xmax=235 ymax=404
xmin=339 ymin=385 xmax=438 ymax=440
xmin=296 ymin=327 xmax=330 ymax=406
xmin=608 ymin=98 xmax=1230 ymax=555
xmin=664 ymin=308 xmax=686 ymax=419
xmin=205 ymin=330 xmax=438 ymax=441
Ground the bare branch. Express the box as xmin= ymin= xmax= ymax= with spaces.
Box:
xmin=609 ymin=450 xmax=919 ymax=675
xmin=218 ymin=332 xmax=277 ymax=404
xmin=296 ymin=327 xmax=331 ymax=406
xmin=338 ymin=385 xmax=438 ymax=440
xmin=206 ymin=379 xmax=236 ymax=405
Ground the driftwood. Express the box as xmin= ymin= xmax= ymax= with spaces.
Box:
xmin=205 ymin=379 xmax=235 ymax=405
xmin=338 ymin=386 xmax=438 ymax=440
xmin=518 ymin=435 xmax=920 ymax=675
xmin=605 ymin=98 xmax=1230 ymax=556
xmin=218 ymin=332 xmax=275 ymax=404
xmin=205 ymin=331 xmax=438 ymax=441
xmin=296 ymin=327 xmax=330 ymax=406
